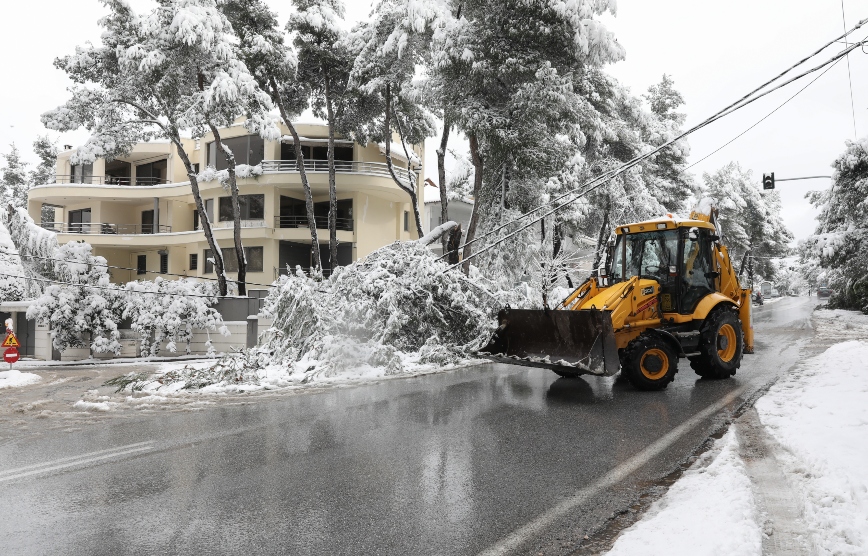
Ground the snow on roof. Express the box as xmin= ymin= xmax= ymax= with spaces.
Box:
xmin=379 ymin=142 xmax=421 ymax=166
xmin=423 ymin=184 xmax=473 ymax=205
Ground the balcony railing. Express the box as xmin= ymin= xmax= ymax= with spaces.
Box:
xmin=260 ymin=160 xmax=416 ymax=184
xmin=53 ymin=175 xmax=169 ymax=186
xmin=274 ymin=215 xmax=353 ymax=231
xmin=42 ymin=222 xmax=172 ymax=235
xmin=212 ymin=219 xmax=268 ymax=229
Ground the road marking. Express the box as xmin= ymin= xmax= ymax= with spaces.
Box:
xmin=0 ymin=441 xmax=154 ymax=484
xmin=477 ymin=384 xmax=751 ymax=556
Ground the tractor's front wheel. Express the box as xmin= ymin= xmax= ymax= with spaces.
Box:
xmin=622 ymin=334 xmax=678 ymax=391
xmin=690 ymin=308 xmax=744 ymax=379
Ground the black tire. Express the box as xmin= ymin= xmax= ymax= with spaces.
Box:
xmin=690 ymin=308 xmax=743 ymax=379
xmin=621 ymin=333 xmax=678 ymax=391
xmin=551 ymin=369 xmax=580 ymax=379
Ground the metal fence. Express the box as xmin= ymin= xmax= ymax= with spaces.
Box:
xmin=274 ymin=215 xmax=353 ymax=231
xmin=52 ymin=175 xmax=169 ymax=186
xmin=40 ymin=222 xmax=173 ymax=235
xmin=260 ymin=159 xmax=416 ymax=184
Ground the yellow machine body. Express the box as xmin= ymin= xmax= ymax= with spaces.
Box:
xmin=481 ymin=208 xmax=755 ymax=387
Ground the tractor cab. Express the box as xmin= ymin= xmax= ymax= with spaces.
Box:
xmin=606 ymin=219 xmax=719 ymax=316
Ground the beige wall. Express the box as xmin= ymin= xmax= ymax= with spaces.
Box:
xmin=34 ymin=121 xmax=426 ymax=287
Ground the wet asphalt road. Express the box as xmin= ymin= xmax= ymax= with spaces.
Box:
xmin=0 ymin=297 xmax=818 ymax=555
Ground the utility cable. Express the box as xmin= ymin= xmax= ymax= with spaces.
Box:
xmin=842 ymin=1 xmax=858 ymax=138
xmin=444 ymin=37 xmax=868 ymax=273
xmin=0 ymin=249 xmax=278 ymax=289
xmin=684 ymin=51 xmax=847 ymax=172
xmin=0 ymin=272 xmax=224 ymax=300
xmin=437 ymin=17 xmax=868 ymax=263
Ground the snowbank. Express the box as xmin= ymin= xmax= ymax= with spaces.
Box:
xmin=756 ymin=338 xmax=868 ymax=555
xmin=0 ymin=369 xmax=42 ymax=389
xmin=606 ymin=430 xmax=762 ymax=556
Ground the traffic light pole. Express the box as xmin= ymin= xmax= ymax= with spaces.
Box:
xmin=775 ymin=175 xmax=832 ymax=182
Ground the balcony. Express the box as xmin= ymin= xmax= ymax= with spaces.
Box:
xmin=260 ymin=160 xmax=416 ymax=185
xmin=275 ymin=216 xmax=353 ymax=232
xmin=42 ymin=222 xmax=172 ymax=235
xmin=53 ymin=175 xmax=170 ymax=186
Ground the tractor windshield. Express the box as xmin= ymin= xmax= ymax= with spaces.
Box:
xmin=610 ymin=230 xmax=680 ymax=283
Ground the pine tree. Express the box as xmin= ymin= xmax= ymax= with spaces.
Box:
xmin=220 ymin=0 xmax=324 ymax=272
xmin=701 ymin=162 xmax=792 ymax=278
xmin=42 ymin=0 xmax=281 ymax=296
xmin=1 ymin=144 xmax=30 ymax=209
xmin=803 ymin=138 xmax=868 ymax=310
xmin=30 ymin=135 xmax=59 ymax=186
xmin=288 ymin=0 xmax=358 ymax=269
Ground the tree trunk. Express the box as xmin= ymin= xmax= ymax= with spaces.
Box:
xmin=437 ymin=116 xmax=450 ymax=254
xmin=173 ymin=138 xmax=227 ymax=296
xmin=446 ymin=223 xmax=462 ymax=266
xmin=269 ymin=76 xmax=322 ymax=273
xmin=209 ymin=124 xmax=246 ymax=296
xmin=461 ymin=133 xmax=484 ymax=274
xmin=383 ymin=83 xmax=423 ymax=238
xmin=324 ymin=73 xmax=338 ymax=272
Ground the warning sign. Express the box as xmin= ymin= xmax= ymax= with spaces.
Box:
xmin=2 ymin=333 xmax=20 ymax=348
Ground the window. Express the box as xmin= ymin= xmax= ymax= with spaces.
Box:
xmin=219 ymin=194 xmax=265 ymax=221
xmin=404 ymin=211 xmax=409 ymax=232
xmin=193 ymin=209 xmax=199 ymax=231
xmin=189 ymin=253 xmax=198 ymax=271
xmin=135 ymin=159 xmax=168 ymax=185
xmin=137 ymin=255 xmax=147 ymax=275
xmin=159 ymin=253 xmax=168 ymax=274
xmin=191 ymin=163 xmax=200 ymax=174
xmin=312 ymin=200 xmax=353 ymax=231
xmin=68 ymin=208 xmax=91 ymax=233
xmin=142 ymin=210 xmax=155 ymax=234
xmin=207 ymin=135 xmax=264 ymax=170
xmin=204 ymin=247 xmax=264 ymax=273
xmin=70 ymin=163 xmax=93 ymax=184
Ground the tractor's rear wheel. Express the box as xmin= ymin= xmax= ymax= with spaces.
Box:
xmin=690 ymin=308 xmax=744 ymax=379
xmin=551 ymin=369 xmax=581 ymax=379
xmin=622 ymin=334 xmax=678 ymax=391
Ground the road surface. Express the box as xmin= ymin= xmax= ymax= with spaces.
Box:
xmin=0 ymin=297 xmax=819 ymax=555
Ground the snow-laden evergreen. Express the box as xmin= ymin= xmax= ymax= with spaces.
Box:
xmin=259 ymin=240 xmax=517 ymax=378
xmin=123 ymin=278 xmax=229 ymax=356
xmin=700 ymin=162 xmax=792 ymax=279
xmin=802 ymin=138 xmax=868 ymax=311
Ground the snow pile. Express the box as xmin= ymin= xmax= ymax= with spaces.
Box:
xmin=756 ymin=338 xmax=868 ymax=554
xmin=606 ymin=430 xmax=762 ymax=556
xmin=0 ymin=369 xmax=42 ymax=389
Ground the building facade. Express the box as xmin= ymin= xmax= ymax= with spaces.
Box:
xmin=27 ymin=121 xmax=423 ymax=288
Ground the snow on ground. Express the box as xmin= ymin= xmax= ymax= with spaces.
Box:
xmin=755 ymin=338 xmax=868 ymax=555
xmin=0 ymin=369 xmax=42 ymax=389
xmin=606 ymin=430 xmax=763 ymax=556
xmin=605 ymin=308 xmax=868 ymax=555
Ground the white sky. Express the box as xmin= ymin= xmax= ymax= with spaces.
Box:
xmin=0 ymin=0 xmax=865 ymax=241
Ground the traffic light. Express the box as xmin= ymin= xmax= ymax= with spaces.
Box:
xmin=762 ymin=172 xmax=775 ymax=190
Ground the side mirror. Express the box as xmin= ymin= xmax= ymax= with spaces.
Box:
xmin=709 ymin=234 xmax=720 ymax=242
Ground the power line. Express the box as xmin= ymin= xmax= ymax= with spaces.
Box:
xmin=438 ymin=18 xmax=868 ymax=263
xmin=444 ymin=37 xmax=868 ymax=273
xmin=0 ymin=249 xmax=277 ymax=289
xmin=842 ymin=0 xmax=858 ymax=138
xmin=0 ymin=271 xmax=224 ymax=300
xmin=685 ymin=52 xmax=848 ymax=172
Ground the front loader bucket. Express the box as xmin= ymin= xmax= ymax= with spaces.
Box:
xmin=479 ymin=309 xmax=620 ymax=376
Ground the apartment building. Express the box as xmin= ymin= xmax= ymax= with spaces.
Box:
xmin=27 ymin=121 xmax=423 ymax=287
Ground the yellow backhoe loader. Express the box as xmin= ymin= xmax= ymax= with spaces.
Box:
xmin=480 ymin=205 xmax=754 ymax=391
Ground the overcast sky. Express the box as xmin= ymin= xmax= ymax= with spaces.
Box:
xmin=1 ymin=0 xmax=865 ymax=241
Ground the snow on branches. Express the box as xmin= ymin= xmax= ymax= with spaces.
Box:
xmin=123 ymin=278 xmax=229 ymax=357
xmin=260 ymin=241 xmax=515 ymax=379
